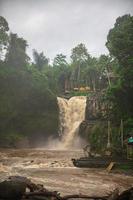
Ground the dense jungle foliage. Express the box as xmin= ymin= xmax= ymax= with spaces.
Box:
xmin=0 ymin=14 xmax=133 ymax=147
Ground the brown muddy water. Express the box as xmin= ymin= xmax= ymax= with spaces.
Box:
xmin=0 ymin=149 xmax=133 ymax=196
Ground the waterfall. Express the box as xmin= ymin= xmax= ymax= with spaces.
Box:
xmin=57 ymin=96 xmax=86 ymax=149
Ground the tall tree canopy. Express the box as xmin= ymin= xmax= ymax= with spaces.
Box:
xmin=5 ymin=33 xmax=29 ymax=68
xmin=70 ymin=43 xmax=90 ymax=87
xmin=71 ymin=43 xmax=89 ymax=63
xmin=53 ymin=54 xmax=70 ymax=93
xmin=106 ymin=14 xmax=133 ymax=67
xmin=53 ymin=54 xmax=67 ymax=67
xmin=0 ymin=16 xmax=9 ymax=60
xmin=106 ymin=14 xmax=133 ymax=119
xmin=33 ymin=49 xmax=49 ymax=71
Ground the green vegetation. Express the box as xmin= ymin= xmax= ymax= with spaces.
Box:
xmin=0 ymin=18 xmax=59 ymax=147
xmin=106 ymin=14 xmax=133 ymax=121
xmin=0 ymin=14 xmax=133 ymax=148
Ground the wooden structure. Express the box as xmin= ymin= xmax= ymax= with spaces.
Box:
xmin=72 ymin=157 xmax=133 ymax=168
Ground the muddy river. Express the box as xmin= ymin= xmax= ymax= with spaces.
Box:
xmin=0 ymin=149 xmax=133 ymax=196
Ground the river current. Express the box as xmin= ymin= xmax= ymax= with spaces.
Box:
xmin=0 ymin=149 xmax=133 ymax=196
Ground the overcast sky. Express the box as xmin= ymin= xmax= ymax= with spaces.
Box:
xmin=0 ymin=0 xmax=133 ymax=61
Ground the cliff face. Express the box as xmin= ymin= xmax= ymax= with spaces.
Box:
xmin=79 ymin=92 xmax=122 ymax=155
xmin=85 ymin=92 xmax=106 ymax=121
xmin=79 ymin=92 xmax=107 ymax=143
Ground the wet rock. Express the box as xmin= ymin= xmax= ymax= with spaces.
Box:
xmin=9 ymin=176 xmax=38 ymax=192
xmin=0 ymin=180 xmax=26 ymax=200
xmin=9 ymin=176 xmax=31 ymax=184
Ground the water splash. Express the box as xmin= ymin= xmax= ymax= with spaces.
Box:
xmin=57 ymin=96 xmax=86 ymax=149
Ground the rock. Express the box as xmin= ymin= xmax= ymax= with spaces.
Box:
xmin=9 ymin=176 xmax=38 ymax=192
xmin=0 ymin=180 xmax=26 ymax=200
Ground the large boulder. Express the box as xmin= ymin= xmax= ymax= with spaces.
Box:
xmin=0 ymin=180 xmax=26 ymax=200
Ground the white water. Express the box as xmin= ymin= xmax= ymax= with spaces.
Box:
xmin=57 ymin=96 xmax=87 ymax=148
xmin=1 ymin=149 xmax=132 ymax=195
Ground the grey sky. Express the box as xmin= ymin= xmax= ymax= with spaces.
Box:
xmin=0 ymin=0 xmax=133 ymax=61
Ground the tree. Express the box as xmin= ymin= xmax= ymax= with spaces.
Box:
xmin=106 ymin=14 xmax=133 ymax=119
xmin=5 ymin=33 xmax=29 ymax=68
xmin=0 ymin=16 xmax=9 ymax=60
xmin=84 ymin=58 xmax=100 ymax=91
xmin=71 ymin=43 xmax=89 ymax=63
xmin=53 ymin=54 xmax=67 ymax=67
xmin=53 ymin=54 xmax=70 ymax=93
xmin=70 ymin=43 xmax=90 ymax=87
xmin=97 ymin=55 xmax=119 ymax=89
xmin=106 ymin=14 xmax=133 ymax=67
xmin=33 ymin=49 xmax=49 ymax=71
xmin=106 ymin=14 xmax=133 ymax=88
